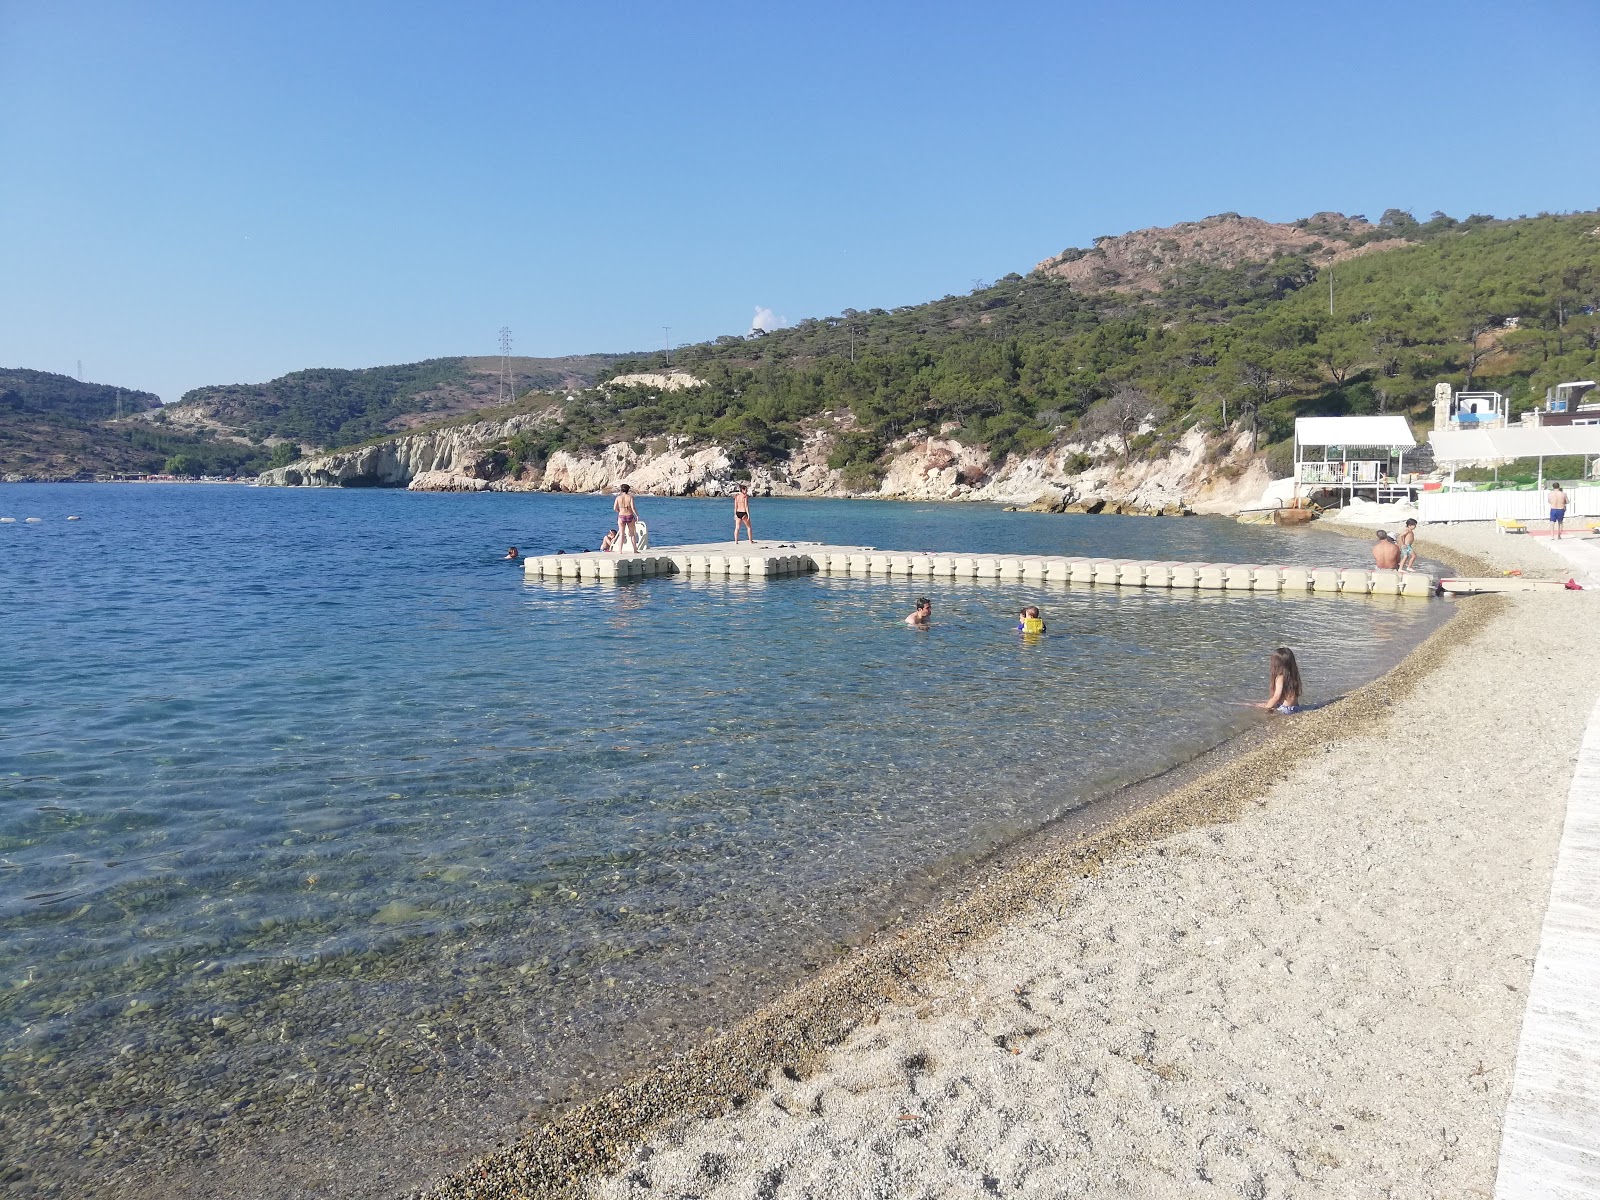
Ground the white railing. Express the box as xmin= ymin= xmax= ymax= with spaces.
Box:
xmin=1419 ymin=487 xmax=1600 ymax=523
xmin=1297 ymin=460 xmax=1385 ymax=485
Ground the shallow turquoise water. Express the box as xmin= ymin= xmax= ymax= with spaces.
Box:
xmin=0 ymin=484 xmax=1448 ymax=1197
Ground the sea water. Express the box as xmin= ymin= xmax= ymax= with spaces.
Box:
xmin=0 ymin=485 xmax=1449 ymax=1198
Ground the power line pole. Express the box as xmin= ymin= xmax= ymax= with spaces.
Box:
xmin=663 ymin=326 xmax=672 ymax=368
xmin=498 ymin=327 xmax=513 ymax=404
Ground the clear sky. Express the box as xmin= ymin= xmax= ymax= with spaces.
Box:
xmin=2 ymin=0 xmax=1596 ymax=402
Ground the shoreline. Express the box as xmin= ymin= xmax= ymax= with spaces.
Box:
xmin=423 ymin=532 xmax=1533 ymax=1199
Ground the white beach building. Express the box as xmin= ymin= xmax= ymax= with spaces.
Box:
xmin=1291 ymin=415 xmax=1419 ymax=503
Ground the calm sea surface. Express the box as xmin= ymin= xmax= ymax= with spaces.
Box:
xmin=0 ymin=484 xmax=1450 ymax=1197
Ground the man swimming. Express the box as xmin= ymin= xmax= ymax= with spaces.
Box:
xmin=905 ymin=597 xmax=931 ymax=627
xmin=502 ymin=546 xmax=520 ymax=561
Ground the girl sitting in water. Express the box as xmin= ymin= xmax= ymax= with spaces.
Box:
xmin=1256 ymin=646 xmax=1302 ymax=714
xmin=1017 ymin=605 xmax=1046 ymax=634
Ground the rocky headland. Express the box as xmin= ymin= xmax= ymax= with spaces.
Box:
xmin=256 ymin=414 xmax=1269 ymax=515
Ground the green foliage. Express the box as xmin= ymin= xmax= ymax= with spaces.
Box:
xmin=267 ymin=442 xmax=299 ymax=468
xmin=540 ymin=210 xmax=1600 ymax=476
xmin=0 ymin=369 xmax=162 ymax=420
xmin=163 ymin=454 xmax=198 ymax=476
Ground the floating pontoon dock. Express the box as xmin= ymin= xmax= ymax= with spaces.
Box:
xmin=523 ymin=541 xmax=1440 ymax=597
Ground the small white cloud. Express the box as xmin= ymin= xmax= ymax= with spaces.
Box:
xmin=750 ymin=305 xmax=782 ymax=333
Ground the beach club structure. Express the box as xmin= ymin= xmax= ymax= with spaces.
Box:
xmin=1424 ymin=425 xmax=1600 ymax=520
xmin=1290 ymin=415 xmax=1419 ymax=503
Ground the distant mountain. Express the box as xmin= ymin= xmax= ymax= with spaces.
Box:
xmin=0 ymin=368 xmax=163 ymax=421
xmin=168 ymin=354 xmax=625 ymax=451
xmin=0 ymin=369 xmax=268 ymax=480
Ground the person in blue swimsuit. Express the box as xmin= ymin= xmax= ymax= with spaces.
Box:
xmin=1548 ymin=484 xmax=1568 ymax=540
xmin=1256 ymin=646 xmax=1302 ymax=714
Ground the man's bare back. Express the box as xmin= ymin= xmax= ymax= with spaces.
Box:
xmin=1371 ymin=531 xmax=1401 ymax=570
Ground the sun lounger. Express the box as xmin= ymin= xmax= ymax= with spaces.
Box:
xmin=1496 ymin=518 xmax=1528 ymax=534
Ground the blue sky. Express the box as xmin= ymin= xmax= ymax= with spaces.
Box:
xmin=2 ymin=0 xmax=1596 ymax=402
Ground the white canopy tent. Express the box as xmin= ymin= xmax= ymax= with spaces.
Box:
xmin=1293 ymin=416 xmax=1418 ymax=498
xmin=1295 ymin=416 xmax=1419 ymax=448
xmin=1429 ymin=425 xmax=1600 ymax=489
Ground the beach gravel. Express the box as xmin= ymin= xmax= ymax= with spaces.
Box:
xmin=427 ymin=525 xmax=1600 ymax=1200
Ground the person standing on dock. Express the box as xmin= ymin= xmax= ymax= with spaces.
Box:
xmin=1548 ymin=484 xmax=1568 ymax=539
xmin=614 ymin=484 xmax=640 ymax=551
xmin=733 ymin=484 xmax=753 ymax=543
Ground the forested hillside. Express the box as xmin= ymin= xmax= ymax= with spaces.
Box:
xmin=172 ymin=354 xmax=622 ymax=449
xmin=514 ymin=210 xmax=1600 ymax=485
xmin=0 ymin=369 xmax=268 ymax=479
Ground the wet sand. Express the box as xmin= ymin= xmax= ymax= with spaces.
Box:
xmin=416 ymin=525 xmax=1600 ymax=1198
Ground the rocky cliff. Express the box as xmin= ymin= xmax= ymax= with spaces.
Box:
xmin=256 ymin=415 xmax=550 ymax=488
xmin=1034 ymin=213 xmax=1406 ymax=293
xmin=257 ymin=412 xmax=1268 ymax=514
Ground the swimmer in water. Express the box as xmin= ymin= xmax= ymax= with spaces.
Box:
xmin=503 ymin=547 xmax=520 ymax=561
xmin=905 ymin=597 xmax=932 ymax=627
xmin=1017 ymin=605 xmax=1046 ymax=634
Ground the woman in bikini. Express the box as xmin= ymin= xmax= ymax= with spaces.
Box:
xmin=1256 ymin=646 xmax=1302 ymax=714
xmin=613 ymin=484 xmax=639 ymax=550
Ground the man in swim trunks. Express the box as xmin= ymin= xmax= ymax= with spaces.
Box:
xmin=613 ymin=484 xmax=639 ymax=551
xmin=1549 ymin=484 xmax=1568 ymax=539
xmin=733 ymin=484 xmax=753 ymax=543
xmin=1371 ymin=530 xmax=1401 ymax=570
xmin=905 ymin=597 xmax=931 ymax=627
xmin=1397 ymin=519 xmax=1418 ymax=570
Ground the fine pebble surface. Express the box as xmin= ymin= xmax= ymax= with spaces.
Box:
xmin=0 ymin=485 xmax=1450 ymax=1199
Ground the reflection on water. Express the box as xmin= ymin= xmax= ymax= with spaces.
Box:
xmin=0 ymin=486 xmax=1449 ymax=1198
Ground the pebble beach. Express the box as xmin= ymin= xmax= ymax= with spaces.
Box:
xmin=422 ymin=524 xmax=1600 ymax=1199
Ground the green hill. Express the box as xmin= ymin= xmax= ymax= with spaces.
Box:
xmin=515 ymin=210 xmax=1600 ymax=484
xmin=0 ymin=369 xmax=269 ymax=480
xmin=171 ymin=354 xmax=624 ymax=450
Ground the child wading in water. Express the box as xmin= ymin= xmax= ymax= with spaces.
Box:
xmin=1256 ymin=646 xmax=1302 ymax=714
xmin=1017 ymin=605 xmax=1046 ymax=634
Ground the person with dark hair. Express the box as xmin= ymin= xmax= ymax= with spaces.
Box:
xmin=905 ymin=597 xmax=932 ymax=627
xmin=1371 ymin=530 xmax=1401 ymax=570
xmin=502 ymin=546 xmax=520 ymax=561
xmin=733 ymin=484 xmax=753 ymax=543
xmin=1256 ymin=647 xmax=1302 ymax=714
xmin=1549 ymin=483 xmax=1568 ymax=539
xmin=1397 ymin=518 xmax=1418 ymax=570
xmin=1017 ymin=605 xmax=1046 ymax=634
xmin=613 ymin=483 xmax=640 ymax=551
